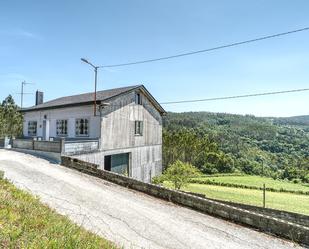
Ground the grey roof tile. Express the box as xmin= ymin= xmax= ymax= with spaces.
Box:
xmin=22 ymin=85 xmax=142 ymax=111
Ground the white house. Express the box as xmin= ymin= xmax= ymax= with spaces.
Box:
xmin=21 ymin=85 xmax=166 ymax=182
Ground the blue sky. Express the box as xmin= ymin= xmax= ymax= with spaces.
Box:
xmin=0 ymin=0 xmax=308 ymax=117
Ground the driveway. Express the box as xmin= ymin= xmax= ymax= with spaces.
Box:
xmin=0 ymin=150 xmax=303 ymax=249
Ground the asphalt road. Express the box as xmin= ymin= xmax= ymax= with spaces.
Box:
xmin=0 ymin=150 xmax=303 ymax=249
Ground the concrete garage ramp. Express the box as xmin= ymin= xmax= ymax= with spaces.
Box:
xmin=0 ymin=150 xmax=304 ymax=249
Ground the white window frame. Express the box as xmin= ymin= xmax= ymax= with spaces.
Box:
xmin=75 ymin=118 xmax=89 ymax=137
xmin=135 ymin=121 xmax=143 ymax=136
xmin=28 ymin=121 xmax=37 ymax=136
xmin=56 ymin=119 xmax=68 ymax=137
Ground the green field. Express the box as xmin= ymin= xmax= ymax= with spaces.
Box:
xmin=183 ymin=184 xmax=309 ymax=215
xmin=191 ymin=175 xmax=309 ymax=193
xmin=163 ymin=175 xmax=309 ymax=215
xmin=0 ymin=179 xmax=116 ymax=248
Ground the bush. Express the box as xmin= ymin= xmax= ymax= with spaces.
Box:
xmin=159 ymin=160 xmax=200 ymax=190
xmin=292 ymin=178 xmax=302 ymax=184
xmin=151 ymin=175 xmax=164 ymax=185
xmin=200 ymin=163 xmax=218 ymax=174
xmin=303 ymin=173 xmax=309 ymax=183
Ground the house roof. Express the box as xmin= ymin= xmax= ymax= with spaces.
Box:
xmin=21 ymin=85 xmax=166 ymax=114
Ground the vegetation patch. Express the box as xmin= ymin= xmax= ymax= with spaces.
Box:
xmin=0 ymin=179 xmax=116 ymax=248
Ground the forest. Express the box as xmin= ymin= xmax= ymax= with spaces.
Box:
xmin=163 ymin=112 xmax=309 ymax=183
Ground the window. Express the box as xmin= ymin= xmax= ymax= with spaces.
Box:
xmin=75 ymin=118 xmax=89 ymax=136
xmin=135 ymin=121 xmax=143 ymax=136
xmin=28 ymin=121 xmax=37 ymax=136
xmin=135 ymin=92 xmax=142 ymax=105
xmin=56 ymin=120 xmax=68 ymax=136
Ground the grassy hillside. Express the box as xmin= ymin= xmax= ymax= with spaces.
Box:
xmin=163 ymin=112 xmax=309 ymax=183
xmin=0 ymin=179 xmax=116 ymax=248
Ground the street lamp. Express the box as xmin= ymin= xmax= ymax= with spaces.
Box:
xmin=81 ymin=58 xmax=99 ymax=116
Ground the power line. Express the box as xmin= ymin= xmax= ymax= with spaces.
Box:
xmin=99 ymin=27 xmax=309 ymax=68
xmin=159 ymin=88 xmax=309 ymax=105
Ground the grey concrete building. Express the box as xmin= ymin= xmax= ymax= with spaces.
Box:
xmin=21 ymin=85 xmax=166 ymax=182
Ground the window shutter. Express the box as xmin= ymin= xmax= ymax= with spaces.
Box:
xmin=140 ymin=121 xmax=143 ymax=135
xmin=135 ymin=121 xmax=138 ymax=134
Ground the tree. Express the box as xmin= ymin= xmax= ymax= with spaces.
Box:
xmin=156 ymin=160 xmax=200 ymax=190
xmin=0 ymin=95 xmax=23 ymax=138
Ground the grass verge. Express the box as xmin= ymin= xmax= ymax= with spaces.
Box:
xmin=0 ymin=179 xmax=117 ymax=248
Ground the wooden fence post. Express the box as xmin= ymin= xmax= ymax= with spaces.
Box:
xmin=263 ymin=183 xmax=266 ymax=208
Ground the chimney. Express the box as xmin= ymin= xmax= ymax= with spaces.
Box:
xmin=35 ymin=90 xmax=44 ymax=105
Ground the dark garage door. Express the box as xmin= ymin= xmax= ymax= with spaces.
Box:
xmin=104 ymin=153 xmax=129 ymax=175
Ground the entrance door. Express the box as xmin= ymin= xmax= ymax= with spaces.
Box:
xmin=104 ymin=153 xmax=129 ymax=176
xmin=42 ymin=120 xmax=49 ymax=140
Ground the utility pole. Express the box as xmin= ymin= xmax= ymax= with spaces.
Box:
xmin=20 ymin=81 xmax=34 ymax=108
xmin=81 ymin=58 xmax=100 ymax=116
xmin=94 ymin=66 xmax=98 ymax=116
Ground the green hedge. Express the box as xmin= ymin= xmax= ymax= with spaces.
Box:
xmin=191 ymin=173 xmax=246 ymax=178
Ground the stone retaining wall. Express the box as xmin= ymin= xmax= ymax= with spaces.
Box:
xmin=208 ymin=197 xmax=309 ymax=228
xmin=61 ymin=156 xmax=309 ymax=246
xmin=184 ymin=191 xmax=309 ymax=228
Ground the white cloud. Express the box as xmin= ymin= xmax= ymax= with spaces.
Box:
xmin=0 ymin=29 xmax=42 ymax=40
xmin=0 ymin=73 xmax=27 ymax=80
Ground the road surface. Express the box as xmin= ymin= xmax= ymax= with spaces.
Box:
xmin=0 ymin=150 xmax=303 ymax=249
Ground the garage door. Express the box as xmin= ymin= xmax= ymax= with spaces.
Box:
xmin=105 ymin=153 xmax=129 ymax=175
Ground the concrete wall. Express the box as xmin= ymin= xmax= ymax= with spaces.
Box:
xmin=100 ymin=91 xmax=162 ymax=150
xmin=12 ymin=138 xmax=100 ymax=156
xmin=33 ymin=140 xmax=61 ymax=153
xmin=96 ymin=90 xmax=162 ymax=181
xmin=23 ymin=105 xmax=100 ymax=139
xmin=12 ymin=139 xmax=61 ymax=153
xmin=12 ymin=148 xmax=61 ymax=163
xmin=12 ymin=139 xmax=33 ymax=150
xmin=64 ymin=140 xmax=99 ymax=155
xmin=72 ymin=144 xmax=162 ymax=182
xmin=61 ymin=156 xmax=309 ymax=247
